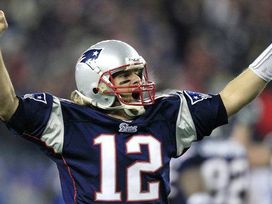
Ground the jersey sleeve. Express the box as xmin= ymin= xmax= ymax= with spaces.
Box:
xmin=183 ymin=90 xmax=228 ymax=138
xmin=6 ymin=93 xmax=64 ymax=154
xmin=174 ymin=91 xmax=228 ymax=156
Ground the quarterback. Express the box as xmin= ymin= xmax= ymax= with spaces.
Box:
xmin=0 ymin=10 xmax=271 ymax=204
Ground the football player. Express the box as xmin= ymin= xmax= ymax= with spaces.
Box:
xmin=0 ymin=10 xmax=272 ymax=203
xmin=170 ymin=138 xmax=249 ymax=204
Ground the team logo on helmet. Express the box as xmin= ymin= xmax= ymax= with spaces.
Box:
xmin=80 ymin=49 xmax=102 ymax=63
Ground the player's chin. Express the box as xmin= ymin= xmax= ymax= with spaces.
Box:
xmin=119 ymin=94 xmax=136 ymax=103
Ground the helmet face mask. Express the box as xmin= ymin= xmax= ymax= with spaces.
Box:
xmin=99 ymin=64 xmax=155 ymax=106
xmin=75 ymin=40 xmax=156 ymax=112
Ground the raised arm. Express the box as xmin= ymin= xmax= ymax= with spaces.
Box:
xmin=220 ymin=44 xmax=272 ymax=117
xmin=0 ymin=11 xmax=18 ymax=121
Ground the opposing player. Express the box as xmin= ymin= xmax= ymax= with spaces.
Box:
xmin=0 ymin=10 xmax=271 ymax=203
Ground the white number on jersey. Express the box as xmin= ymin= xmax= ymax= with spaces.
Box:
xmin=201 ymin=158 xmax=248 ymax=204
xmin=94 ymin=134 xmax=162 ymax=202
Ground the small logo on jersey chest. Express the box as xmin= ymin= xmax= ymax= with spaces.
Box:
xmin=119 ymin=123 xmax=138 ymax=133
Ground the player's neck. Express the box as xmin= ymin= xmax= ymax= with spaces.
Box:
xmin=106 ymin=100 xmax=135 ymax=121
xmin=107 ymin=110 xmax=134 ymax=121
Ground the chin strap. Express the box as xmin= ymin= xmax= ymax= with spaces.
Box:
xmin=70 ymin=90 xmax=145 ymax=117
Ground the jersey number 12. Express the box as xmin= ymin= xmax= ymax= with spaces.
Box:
xmin=94 ymin=134 xmax=162 ymax=202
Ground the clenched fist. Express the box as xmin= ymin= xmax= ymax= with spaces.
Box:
xmin=0 ymin=10 xmax=8 ymax=36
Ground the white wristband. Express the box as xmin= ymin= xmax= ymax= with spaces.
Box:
xmin=249 ymin=43 xmax=272 ymax=82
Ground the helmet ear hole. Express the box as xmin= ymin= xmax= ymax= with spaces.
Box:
xmin=93 ymin=88 xmax=99 ymax=94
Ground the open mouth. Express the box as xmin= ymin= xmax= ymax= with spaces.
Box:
xmin=117 ymin=85 xmax=155 ymax=105
xmin=132 ymin=90 xmax=140 ymax=100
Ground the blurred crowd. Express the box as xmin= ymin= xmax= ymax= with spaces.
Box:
xmin=0 ymin=0 xmax=272 ymax=203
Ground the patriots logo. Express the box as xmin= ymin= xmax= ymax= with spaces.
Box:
xmin=23 ymin=93 xmax=47 ymax=104
xmin=119 ymin=123 xmax=138 ymax=133
xmin=80 ymin=49 xmax=102 ymax=63
xmin=184 ymin=90 xmax=212 ymax=105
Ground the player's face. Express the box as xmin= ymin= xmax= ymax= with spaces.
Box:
xmin=112 ymin=68 xmax=142 ymax=102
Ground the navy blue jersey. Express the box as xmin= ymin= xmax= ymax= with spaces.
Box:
xmin=6 ymin=91 xmax=227 ymax=204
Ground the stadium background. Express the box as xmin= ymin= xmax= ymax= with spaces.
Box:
xmin=0 ymin=0 xmax=271 ymax=203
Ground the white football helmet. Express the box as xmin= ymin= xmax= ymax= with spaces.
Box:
xmin=74 ymin=40 xmax=155 ymax=116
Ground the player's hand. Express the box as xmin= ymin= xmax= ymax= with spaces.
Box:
xmin=0 ymin=10 xmax=8 ymax=36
